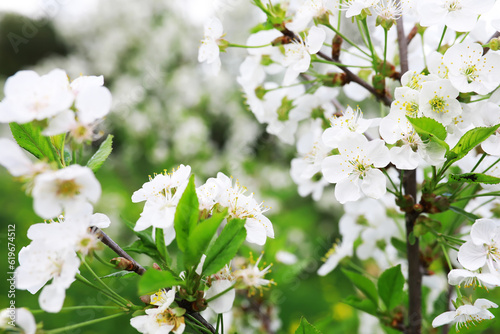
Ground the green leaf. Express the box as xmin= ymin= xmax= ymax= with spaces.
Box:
xmin=377 ymin=265 xmax=404 ymax=311
xmin=446 ymin=124 xmax=500 ymax=162
xmin=155 ymin=228 xmax=169 ymax=266
xmin=406 ymin=116 xmax=449 ymax=151
xmin=449 ymin=206 xmax=480 ymax=222
xmin=137 ymin=270 xmax=184 ymax=295
xmin=86 ymin=134 xmax=113 ymax=172
xmin=123 ymin=240 xmax=161 ymax=262
xmin=185 ymin=209 xmax=228 ymax=269
xmin=50 ymin=133 xmax=66 ymax=161
xmin=174 ymin=174 xmax=198 ymax=253
xmin=343 ymin=295 xmax=378 ymax=316
xmin=202 ymin=218 xmax=247 ymax=276
xmin=342 ymin=269 xmax=378 ymax=307
xmin=294 ymin=317 xmax=323 ymax=334
xmin=122 ymin=217 xmax=156 ymax=249
xmin=100 ymin=270 xmax=136 ymax=279
xmin=9 ymin=122 xmax=59 ymax=161
xmin=449 ymin=173 xmax=500 ymax=184
xmin=390 ymin=237 xmax=406 ymax=256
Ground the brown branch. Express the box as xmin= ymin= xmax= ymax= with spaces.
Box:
xmin=90 ymin=227 xmax=216 ymax=333
xmin=316 ymin=50 xmax=393 ymax=107
xmin=397 ymin=10 xmax=422 ymax=334
xmin=279 ymin=26 xmax=393 ymax=107
xmin=406 ymin=25 xmax=418 ymax=46
xmin=90 ymin=226 xmax=146 ymax=275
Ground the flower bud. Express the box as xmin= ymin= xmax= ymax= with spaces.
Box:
xmin=488 ymin=37 xmax=500 ymax=51
xmin=110 ymin=257 xmax=134 ymax=271
xmin=331 ymin=35 xmax=343 ymax=60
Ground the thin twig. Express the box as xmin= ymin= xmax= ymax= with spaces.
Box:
xmin=406 ymin=24 xmax=418 ymax=46
xmin=316 ymin=50 xmax=393 ymax=106
xmin=90 ymin=226 xmax=146 ymax=275
xmin=90 ymin=227 xmax=217 ymax=333
xmin=279 ymin=26 xmax=393 ymax=106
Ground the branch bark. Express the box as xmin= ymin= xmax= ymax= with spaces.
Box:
xmin=90 ymin=227 xmax=216 ymax=333
xmin=90 ymin=226 xmax=146 ymax=275
xmin=397 ymin=12 xmax=422 ymax=334
xmin=316 ymin=50 xmax=393 ymax=107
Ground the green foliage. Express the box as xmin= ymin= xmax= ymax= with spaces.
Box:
xmin=50 ymin=133 xmax=66 ymax=162
xmin=9 ymin=122 xmax=60 ymax=162
xmin=446 ymin=124 xmax=500 ymax=163
xmin=449 ymin=172 xmax=500 ymax=184
xmin=342 ymin=269 xmax=379 ymax=307
xmin=377 ymin=265 xmax=404 ymax=311
xmin=100 ymin=270 xmax=136 ymax=279
xmin=448 ymin=205 xmax=480 ymax=222
xmin=202 ymin=218 xmax=247 ymax=276
xmin=154 ymin=227 xmax=169 ymax=266
xmin=174 ymin=174 xmax=199 ymax=253
xmin=121 ymin=218 xmax=164 ymax=264
xmin=406 ymin=116 xmax=449 ymax=151
xmin=343 ymin=295 xmax=378 ymax=316
xmin=184 ymin=209 xmax=227 ymax=269
xmin=295 ymin=317 xmax=323 ymax=334
xmin=137 ymin=270 xmax=184 ymax=295
xmin=87 ymin=134 xmax=113 ymax=172
xmin=390 ymin=237 xmax=406 ymax=256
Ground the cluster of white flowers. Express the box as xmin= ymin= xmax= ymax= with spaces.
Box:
xmin=431 ymin=218 xmax=500 ymax=329
xmin=133 ymin=166 xmax=274 ymax=246
xmin=0 ymin=69 xmax=112 ymax=142
xmin=0 ymin=137 xmax=101 ymax=219
xmin=130 ymin=289 xmax=185 ymax=334
xmin=15 ymin=205 xmax=110 ymax=313
xmin=450 ymin=218 xmax=500 ymax=288
xmin=198 ymin=172 xmax=274 ymax=245
xmin=196 ymin=0 xmax=500 ymax=209
xmin=132 ymin=165 xmax=192 ymax=245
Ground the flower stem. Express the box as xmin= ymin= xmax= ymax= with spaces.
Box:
xmin=323 ymin=22 xmax=371 ymax=57
xmin=75 ymin=274 xmax=127 ymax=307
xmin=437 ymin=26 xmax=447 ymax=51
xmin=312 ymin=59 xmax=372 ymax=68
xmin=94 ymin=252 xmax=117 ymax=268
xmin=43 ymin=312 xmax=126 ymax=334
xmin=205 ymin=283 xmax=237 ymax=303
xmin=186 ymin=314 xmax=214 ymax=334
xmin=80 ymin=255 xmax=132 ymax=307
xmin=29 ymin=305 xmax=124 ymax=315
xmin=227 ymin=43 xmax=271 ymax=48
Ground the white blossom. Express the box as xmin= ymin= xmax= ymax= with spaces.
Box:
xmin=321 ymin=134 xmax=390 ymax=203
xmin=0 ymin=308 xmax=36 ymax=334
xmin=32 ymin=165 xmax=101 ymax=219
xmin=0 ymin=138 xmax=49 ymax=178
xmin=198 ymin=17 xmax=224 ymax=75
xmin=419 ymin=79 xmax=462 ymax=126
xmin=130 ymin=289 xmax=185 ymax=334
xmin=432 ymin=298 xmax=498 ymax=330
xmin=282 ymin=26 xmax=326 ymax=85
xmin=457 ymin=218 xmax=500 ymax=272
xmin=0 ymin=69 xmax=73 ymax=124
xmin=443 ymin=41 xmax=500 ymax=95
xmin=417 ymin=0 xmax=495 ymax=32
